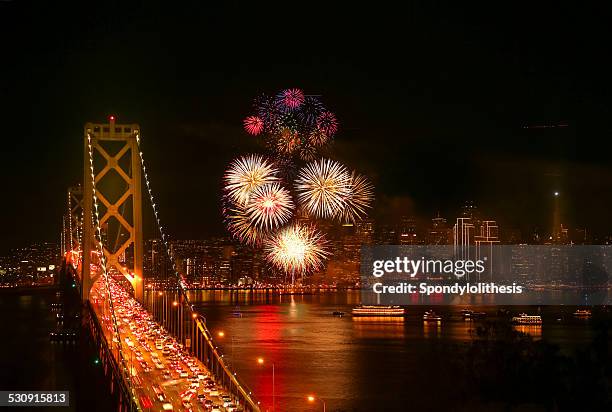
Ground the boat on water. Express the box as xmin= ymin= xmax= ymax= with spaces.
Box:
xmin=332 ymin=311 xmax=345 ymax=317
xmin=573 ymin=309 xmax=592 ymax=318
xmin=423 ymin=310 xmax=442 ymax=322
xmin=460 ymin=309 xmax=487 ymax=320
xmin=511 ymin=313 xmax=542 ymax=325
xmin=351 ymin=305 xmax=406 ymax=317
xmin=232 ymin=306 xmax=243 ymax=318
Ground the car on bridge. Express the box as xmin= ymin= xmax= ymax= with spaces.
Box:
xmin=152 ymin=384 xmax=165 ymax=402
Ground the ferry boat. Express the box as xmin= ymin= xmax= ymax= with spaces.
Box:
xmin=423 ymin=310 xmax=442 ymax=322
xmin=511 ymin=313 xmax=542 ymax=325
xmin=460 ymin=309 xmax=486 ymax=319
xmin=351 ymin=305 xmax=406 ymax=317
xmin=573 ymin=309 xmax=592 ymax=318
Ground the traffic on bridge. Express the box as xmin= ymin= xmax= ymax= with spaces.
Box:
xmin=91 ymin=279 xmax=240 ymax=412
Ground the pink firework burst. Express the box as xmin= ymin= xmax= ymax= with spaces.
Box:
xmin=316 ymin=111 xmax=338 ymax=136
xmin=243 ymin=115 xmax=264 ymax=135
xmin=279 ymin=88 xmax=305 ymax=109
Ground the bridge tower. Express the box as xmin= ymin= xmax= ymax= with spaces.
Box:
xmin=62 ymin=184 xmax=84 ymax=278
xmin=82 ymin=117 xmax=144 ymax=302
xmin=66 ymin=184 xmax=83 ymax=253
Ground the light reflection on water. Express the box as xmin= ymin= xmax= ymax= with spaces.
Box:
xmin=513 ymin=325 xmax=543 ymax=339
xmin=422 ymin=320 xmax=443 ymax=338
xmin=352 ymin=317 xmax=406 ymax=339
xmin=187 ymin=290 xmax=597 ymax=412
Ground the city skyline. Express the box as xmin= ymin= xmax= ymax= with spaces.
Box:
xmin=1 ymin=195 xmax=602 ymax=289
xmin=0 ymin=186 xmax=599 ymax=255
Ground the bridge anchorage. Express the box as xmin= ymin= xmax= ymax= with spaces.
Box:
xmin=63 ymin=116 xmax=261 ymax=412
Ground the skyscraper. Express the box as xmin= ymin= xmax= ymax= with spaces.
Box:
xmin=453 ymin=217 xmax=475 ymax=260
xmin=428 ymin=213 xmax=451 ymax=245
xmin=474 ymin=220 xmax=500 ymax=280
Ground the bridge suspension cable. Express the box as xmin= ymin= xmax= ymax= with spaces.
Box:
xmin=134 ymin=132 xmax=261 ymax=411
xmin=86 ymin=130 xmax=139 ymax=409
xmin=135 ymin=132 xmax=191 ymax=302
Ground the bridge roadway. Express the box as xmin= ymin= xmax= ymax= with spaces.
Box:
xmin=90 ymin=280 xmax=237 ymax=412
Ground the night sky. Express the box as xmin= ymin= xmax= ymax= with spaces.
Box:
xmin=2 ymin=1 xmax=612 ymax=252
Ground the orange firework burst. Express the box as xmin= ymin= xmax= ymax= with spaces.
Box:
xmin=275 ymin=128 xmax=302 ymax=155
xmin=308 ymin=129 xmax=330 ymax=147
xmin=246 ymin=183 xmax=294 ymax=231
xmin=294 ymin=158 xmax=350 ymax=219
xmin=264 ymin=223 xmax=329 ymax=275
xmin=224 ymin=154 xmax=278 ymax=205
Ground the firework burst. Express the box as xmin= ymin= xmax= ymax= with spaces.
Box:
xmin=270 ymin=111 xmax=300 ymax=134
xmin=255 ymin=94 xmax=281 ymax=128
xmin=246 ymin=91 xmax=338 ymax=159
xmin=316 ymin=111 xmax=338 ymax=136
xmin=275 ymin=128 xmax=302 ymax=155
xmin=226 ymin=89 xmax=375 ymax=280
xmin=278 ymin=88 xmax=305 ymax=110
xmin=299 ymin=143 xmax=318 ymax=161
xmin=337 ymin=171 xmax=374 ymax=223
xmin=273 ymin=156 xmax=299 ymax=181
xmin=243 ymin=116 xmax=264 ymax=135
xmin=295 ymin=158 xmax=350 ymax=219
xmin=224 ymin=154 xmax=278 ymax=205
xmin=223 ymin=200 xmax=264 ymax=246
xmin=308 ymin=128 xmax=330 ymax=147
xmin=264 ymin=223 xmax=329 ymax=276
xmin=246 ymin=183 xmax=294 ymax=231
xmin=299 ymin=96 xmax=325 ymax=126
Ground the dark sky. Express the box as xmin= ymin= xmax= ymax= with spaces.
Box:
xmin=2 ymin=1 xmax=612 ymax=252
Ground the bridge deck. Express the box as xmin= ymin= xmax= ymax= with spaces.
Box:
xmin=90 ymin=280 xmax=238 ymax=411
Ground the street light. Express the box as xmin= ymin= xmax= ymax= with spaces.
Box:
xmin=257 ymin=357 xmax=275 ymax=412
xmin=218 ymin=331 xmax=235 ymax=367
xmin=307 ymin=395 xmax=326 ymax=412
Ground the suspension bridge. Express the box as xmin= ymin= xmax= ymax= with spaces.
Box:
xmin=59 ymin=116 xmax=261 ymax=412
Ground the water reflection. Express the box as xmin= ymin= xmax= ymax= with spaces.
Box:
xmin=422 ymin=320 xmax=442 ymax=338
xmin=184 ymin=291 xmax=599 ymax=412
xmin=352 ymin=317 xmax=405 ymax=339
xmin=513 ymin=325 xmax=543 ymax=339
